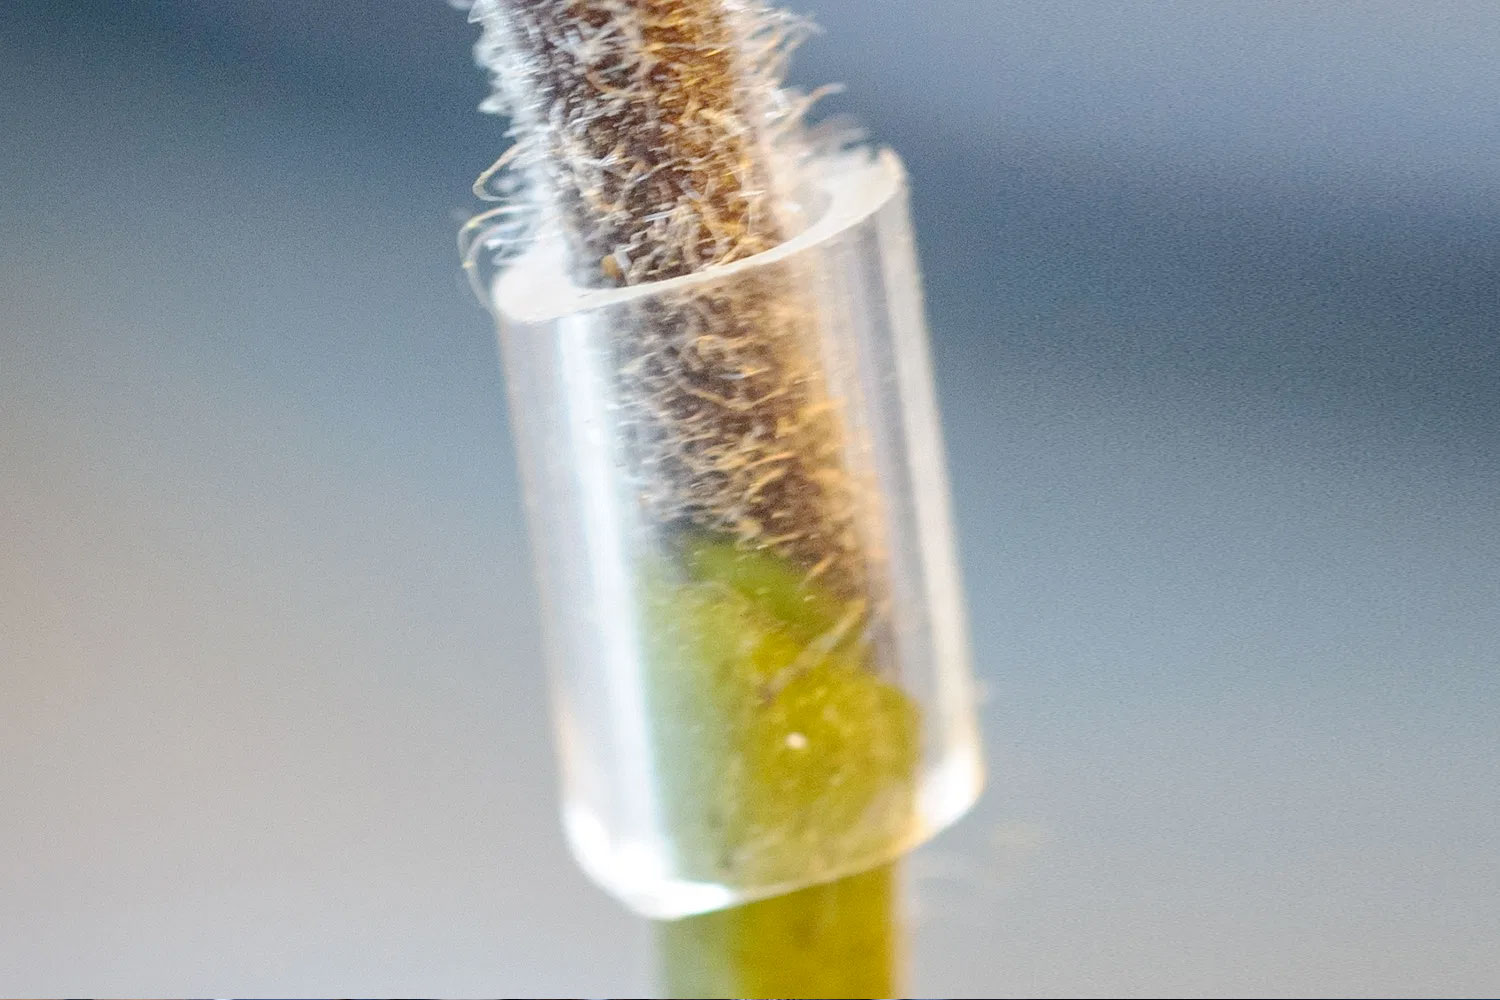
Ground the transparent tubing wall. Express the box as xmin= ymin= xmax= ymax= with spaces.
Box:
xmin=492 ymin=151 xmax=982 ymax=918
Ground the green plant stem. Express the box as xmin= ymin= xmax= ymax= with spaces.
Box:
xmin=658 ymin=864 xmax=901 ymax=999
xmin=644 ymin=543 xmax=915 ymax=998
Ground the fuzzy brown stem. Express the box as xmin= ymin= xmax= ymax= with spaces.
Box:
xmin=492 ymin=0 xmax=871 ymax=600
xmin=503 ymin=0 xmax=786 ymax=283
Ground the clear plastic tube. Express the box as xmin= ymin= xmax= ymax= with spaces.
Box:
xmin=489 ymin=150 xmax=981 ymax=918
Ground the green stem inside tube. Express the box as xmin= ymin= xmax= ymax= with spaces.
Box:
xmin=645 ymin=539 xmax=918 ymax=997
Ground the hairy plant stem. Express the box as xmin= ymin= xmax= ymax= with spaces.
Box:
xmin=472 ymin=2 xmax=909 ymax=995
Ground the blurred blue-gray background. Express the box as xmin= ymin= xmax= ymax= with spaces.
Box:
xmin=2 ymin=1 xmax=1496 ymax=995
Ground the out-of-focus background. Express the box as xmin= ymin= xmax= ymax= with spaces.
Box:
xmin=2 ymin=1 xmax=1497 ymax=995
